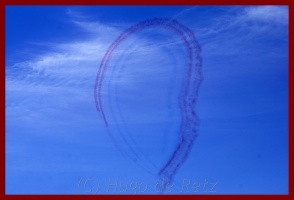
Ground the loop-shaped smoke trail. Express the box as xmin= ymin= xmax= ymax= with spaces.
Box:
xmin=94 ymin=18 xmax=203 ymax=186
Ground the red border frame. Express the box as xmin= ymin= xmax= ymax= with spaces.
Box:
xmin=2 ymin=0 xmax=292 ymax=199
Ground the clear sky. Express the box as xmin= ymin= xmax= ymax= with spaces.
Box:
xmin=6 ymin=5 xmax=289 ymax=194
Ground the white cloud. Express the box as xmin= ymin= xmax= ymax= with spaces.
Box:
xmin=66 ymin=8 xmax=91 ymax=19
xmin=72 ymin=20 xmax=120 ymax=34
xmin=189 ymin=6 xmax=289 ymax=59
xmin=243 ymin=6 xmax=288 ymax=25
xmin=6 ymin=15 xmax=189 ymax=127
xmin=6 ymin=18 xmax=121 ymax=128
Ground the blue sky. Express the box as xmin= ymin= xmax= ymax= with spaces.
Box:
xmin=6 ymin=6 xmax=289 ymax=194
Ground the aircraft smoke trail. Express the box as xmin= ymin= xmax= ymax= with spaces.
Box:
xmin=94 ymin=18 xmax=203 ymax=187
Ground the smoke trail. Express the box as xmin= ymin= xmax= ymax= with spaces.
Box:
xmin=94 ymin=18 xmax=203 ymax=187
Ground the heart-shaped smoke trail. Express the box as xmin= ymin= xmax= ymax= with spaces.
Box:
xmin=94 ymin=18 xmax=203 ymax=186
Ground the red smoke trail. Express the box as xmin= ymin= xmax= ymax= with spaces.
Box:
xmin=94 ymin=18 xmax=203 ymax=187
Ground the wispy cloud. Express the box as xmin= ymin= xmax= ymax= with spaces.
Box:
xmin=6 ymin=13 xmax=183 ymax=126
xmin=189 ymin=6 xmax=289 ymax=59
xmin=66 ymin=8 xmax=92 ymax=20
xmin=6 ymin=18 xmax=119 ymax=127
xmin=243 ymin=6 xmax=288 ymax=25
